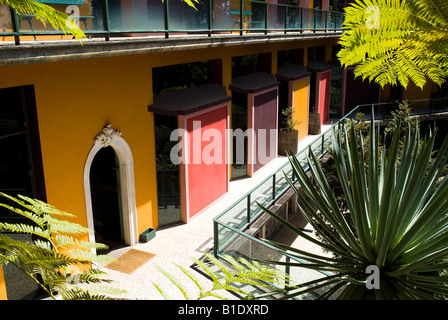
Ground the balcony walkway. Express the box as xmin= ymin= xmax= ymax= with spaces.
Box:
xmin=100 ymin=118 xmax=338 ymax=300
xmin=0 ymin=30 xmax=341 ymax=66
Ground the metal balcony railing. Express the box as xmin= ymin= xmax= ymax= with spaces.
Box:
xmin=0 ymin=0 xmax=344 ymax=45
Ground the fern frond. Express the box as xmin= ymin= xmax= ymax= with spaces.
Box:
xmin=81 ymin=284 xmax=127 ymax=297
xmin=197 ymin=290 xmax=231 ymax=300
xmin=73 ymin=268 xmax=113 ymax=284
xmin=152 ymin=281 xmax=173 ymax=300
xmin=0 ymin=204 xmax=46 ymax=227
xmin=156 ymin=265 xmax=193 ymax=300
xmin=0 ymin=222 xmax=51 ymax=239
xmin=210 ymin=281 xmax=255 ymax=297
xmin=191 ymin=257 xmax=219 ymax=282
xmin=64 ymin=248 xmax=115 ymax=265
xmin=0 ymin=195 xmax=124 ymax=300
xmin=173 ymin=263 xmax=205 ymax=292
xmin=60 ymin=289 xmax=117 ymax=300
xmin=33 ymin=239 xmax=52 ymax=251
xmin=338 ymin=0 xmax=448 ymax=89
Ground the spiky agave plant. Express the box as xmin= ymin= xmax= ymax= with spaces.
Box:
xmin=259 ymin=118 xmax=448 ymax=299
xmin=0 ymin=193 xmax=126 ymax=300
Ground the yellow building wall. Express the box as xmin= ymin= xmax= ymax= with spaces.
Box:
xmin=293 ymin=77 xmax=310 ymax=141
xmin=0 ymin=38 xmax=335 ymax=229
xmin=0 ymin=266 xmax=6 ymax=300
xmin=0 ymin=55 xmax=157 ymax=237
xmin=0 ymin=37 xmax=337 ymax=298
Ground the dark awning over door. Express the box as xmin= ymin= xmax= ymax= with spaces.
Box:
xmin=148 ymin=83 xmax=231 ymax=116
xmin=229 ymin=72 xmax=279 ymax=93
xmin=276 ymin=65 xmax=310 ymax=81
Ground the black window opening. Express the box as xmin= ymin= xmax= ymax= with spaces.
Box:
xmin=277 ymin=49 xmax=304 ymax=69
xmin=232 ymin=53 xmax=272 ymax=79
xmin=154 ymin=113 xmax=181 ymax=227
xmin=231 ymin=91 xmax=248 ymax=180
xmin=0 ymin=85 xmax=46 ymax=223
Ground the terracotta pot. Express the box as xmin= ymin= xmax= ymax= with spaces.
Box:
xmin=278 ymin=128 xmax=298 ymax=156
xmin=308 ymin=112 xmax=321 ymax=135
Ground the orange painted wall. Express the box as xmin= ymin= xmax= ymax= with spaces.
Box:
xmin=293 ymin=77 xmax=310 ymax=141
xmin=0 ymin=266 xmax=6 ymax=300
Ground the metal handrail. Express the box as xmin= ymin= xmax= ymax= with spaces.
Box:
xmin=1 ymin=0 xmax=344 ymax=44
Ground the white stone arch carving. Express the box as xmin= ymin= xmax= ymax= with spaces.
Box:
xmin=84 ymin=125 xmax=138 ymax=247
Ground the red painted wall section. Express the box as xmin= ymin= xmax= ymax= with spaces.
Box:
xmin=318 ymin=70 xmax=331 ymax=124
xmin=186 ymin=106 xmax=228 ymax=220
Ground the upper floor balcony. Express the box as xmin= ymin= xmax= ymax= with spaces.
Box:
xmin=0 ymin=0 xmax=344 ymax=44
xmin=0 ymin=1 xmax=344 ymax=65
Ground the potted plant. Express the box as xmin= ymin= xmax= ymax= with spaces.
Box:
xmin=278 ymin=106 xmax=300 ymax=156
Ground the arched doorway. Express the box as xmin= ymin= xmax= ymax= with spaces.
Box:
xmin=84 ymin=125 xmax=138 ymax=249
xmin=89 ymin=146 xmax=124 ymax=250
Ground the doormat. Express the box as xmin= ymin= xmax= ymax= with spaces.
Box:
xmin=105 ymin=249 xmax=156 ymax=274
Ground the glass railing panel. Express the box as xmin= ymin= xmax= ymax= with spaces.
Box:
xmin=108 ymin=0 xmax=164 ymax=32
xmin=286 ymin=6 xmax=300 ymax=30
xmin=430 ymin=97 xmax=448 ymax=112
xmin=1 ymin=1 xmax=343 ymax=40
xmin=296 ymin=148 xmax=309 ymax=169
xmin=266 ymin=3 xmax=285 ymax=30
xmin=314 ymin=9 xmax=326 ymax=30
xmin=248 ymin=0 xmax=266 ymax=30
xmin=250 ymin=178 xmax=273 ymax=220
xmin=212 ymin=0 xmax=232 ymax=30
xmin=274 ymin=166 xmax=289 ymax=198
xmin=327 ymin=11 xmax=343 ymax=30
xmin=216 ymin=197 xmax=248 ymax=231
xmin=169 ymin=0 xmax=209 ymax=31
xmin=334 ymin=11 xmax=344 ymax=30
xmin=18 ymin=1 xmax=105 ymax=34
xmin=301 ymin=7 xmax=313 ymax=30
xmin=225 ymin=0 xmax=254 ymax=31
xmin=215 ymin=221 xmax=238 ymax=252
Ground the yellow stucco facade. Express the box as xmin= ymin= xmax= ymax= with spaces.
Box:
xmin=0 ymin=37 xmax=338 ymax=299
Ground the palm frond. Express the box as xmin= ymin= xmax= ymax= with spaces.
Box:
xmin=0 ymin=0 xmax=85 ymax=39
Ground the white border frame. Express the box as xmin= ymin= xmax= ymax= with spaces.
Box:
xmin=83 ymin=125 xmax=138 ymax=247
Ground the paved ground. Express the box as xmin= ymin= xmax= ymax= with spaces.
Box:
xmin=100 ymin=121 xmax=336 ymax=300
